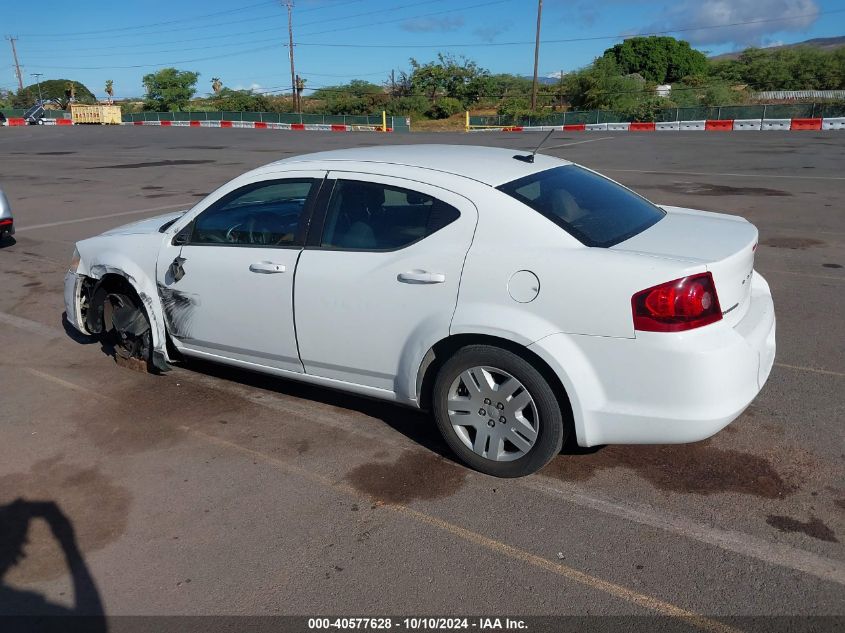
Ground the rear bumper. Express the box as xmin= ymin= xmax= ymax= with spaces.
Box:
xmin=530 ymin=271 xmax=776 ymax=446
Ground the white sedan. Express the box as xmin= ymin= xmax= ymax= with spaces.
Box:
xmin=64 ymin=145 xmax=775 ymax=477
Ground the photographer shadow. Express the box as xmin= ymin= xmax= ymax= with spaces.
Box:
xmin=0 ymin=499 xmax=107 ymax=632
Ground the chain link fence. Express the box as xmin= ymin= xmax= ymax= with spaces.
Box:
xmin=121 ymin=111 xmax=410 ymax=131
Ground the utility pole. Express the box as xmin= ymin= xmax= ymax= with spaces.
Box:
xmin=530 ymin=0 xmax=543 ymax=111
xmin=6 ymin=36 xmax=24 ymax=91
xmin=284 ymin=1 xmax=299 ymax=112
xmin=32 ymin=73 xmax=43 ymax=104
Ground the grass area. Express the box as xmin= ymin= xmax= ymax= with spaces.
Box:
xmin=410 ymin=113 xmax=466 ymax=132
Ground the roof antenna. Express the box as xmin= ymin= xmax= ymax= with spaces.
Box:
xmin=513 ymin=128 xmax=555 ymax=163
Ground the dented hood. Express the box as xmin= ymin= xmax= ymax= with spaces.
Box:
xmin=101 ymin=210 xmax=187 ymax=236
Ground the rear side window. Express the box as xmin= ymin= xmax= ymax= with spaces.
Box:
xmin=497 ymin=165 xmax=664 ymax=247
xmin=321 ymin=179 xmax=460 ymax=251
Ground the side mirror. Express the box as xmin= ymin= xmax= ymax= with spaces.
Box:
xmin=172 ymin=224 xmax=192 ymax=246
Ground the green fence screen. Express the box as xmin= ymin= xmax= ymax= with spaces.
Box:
xmin=469 ymin=103 xmax=845 ymax=127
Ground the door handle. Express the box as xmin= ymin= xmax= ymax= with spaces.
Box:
xmin=397 ymin=270 xmax=446 ymax=284
xmin=249 ymin=261 xmax=286 ymax=274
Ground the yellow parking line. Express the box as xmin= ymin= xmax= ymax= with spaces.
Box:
xmin=181 ymin=425 xmax=740 ymax=633
xmin=775 ymin=363 xmax=845 ymax=378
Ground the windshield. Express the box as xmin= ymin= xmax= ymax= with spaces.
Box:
xmin=497 ymin=165 xmax=665 ymax=247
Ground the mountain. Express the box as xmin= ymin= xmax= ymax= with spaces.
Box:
xmin=710 ymin=36 xmax=845 ymax=60
xmin=521 ymin=75 xmax=561 ymax=85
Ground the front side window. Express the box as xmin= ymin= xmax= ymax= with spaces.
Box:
xmin=192 ymin=179 xmax=316 ymax=246
xmin=497 ymin=165 xmax=665 ymax=247
xmin=321 ymin=180 xmax=460 ymax=251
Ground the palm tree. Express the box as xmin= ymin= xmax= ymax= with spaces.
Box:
xmin=211 ymin=77 xmax=223 ymax=95
xmin=105 ymin=80 xmax=114 ymax=104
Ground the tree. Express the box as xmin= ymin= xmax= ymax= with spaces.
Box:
xmin=211 ymin=77 xmax=223 ymax=94
xmin=209 ymin=88 xmax=269 ymax=111
xmin=142 ymin=68 xmax=200 ymax=111
xmin=408 ymin=53 xmax=490 ymax=105
xmin=602 ymin=36 xmax=707 ymax=84
xmin=12 ymin=79 xmax=95 ymax=109
xmin=105 ymin=80 xmax=114 ymax=104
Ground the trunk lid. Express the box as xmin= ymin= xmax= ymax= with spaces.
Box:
xmin=613 ymin=206 xmax=758 ymax=327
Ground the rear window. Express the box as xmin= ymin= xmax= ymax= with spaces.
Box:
xmin=497 ymin=165 xmax=665 ymax=247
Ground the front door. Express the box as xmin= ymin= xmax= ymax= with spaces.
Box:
xmin=156 ymin=173 xmax=324 ymax=372
xmin=294 ymin=172 xmax=478 ymax=396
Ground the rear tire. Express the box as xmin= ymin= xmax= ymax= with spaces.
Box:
xmin=432 ymin=345 xmax=566 ymax=477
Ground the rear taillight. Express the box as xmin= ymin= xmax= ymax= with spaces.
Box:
xmin=632 ymin=272 xmax=722 ymax=332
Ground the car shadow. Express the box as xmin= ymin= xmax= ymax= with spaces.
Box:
xmin=181 ymin=358 xmax=460 ymax=462
xmin=61 ymin=312 xmax=99 ymax=346
xmin=0 ymin=499 xmax=107 ymax=632
xmin=0 ymin=237 xmax=16 ymax=249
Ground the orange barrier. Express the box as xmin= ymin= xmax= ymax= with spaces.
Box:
xmin=291 ymin=123 xmax=306 ymax=130
xmin=254 ymin=121 xmax=268 ymax=129
xmin=189 ymin=120 xmax=201 ymax=127
xmin=160 ymin=120 xmax=171 ymax=126
xmin=55 ymin=118 xmax=73 ymax=126
xmin=7 ymin=118 xmax=26 ymax=126
xmin=220 ymin=120 xmax=233 ymax=128
xmin=331 ymin=124 xmax=348 ymax=132
xmin=790 ymin=118 xmax=822 ymax=130
xmin=563 ymin=123 xmax=586 ymax=131
xmin=629 ymin=122 xmax=655 ymax=131
xmin=705 ymin=119 xmax=733 ymax=131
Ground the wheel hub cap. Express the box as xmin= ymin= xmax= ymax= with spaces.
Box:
xmin=446 ymin=366 xmax=539 ymax=462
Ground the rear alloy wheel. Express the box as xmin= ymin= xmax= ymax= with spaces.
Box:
xmin=433 ymin=345 xmax=566 ymax=477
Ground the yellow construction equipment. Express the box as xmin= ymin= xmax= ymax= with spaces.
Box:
xmin=70 ymin=104 xmax=122 ymax=125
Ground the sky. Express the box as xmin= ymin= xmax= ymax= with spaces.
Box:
xmin=2 ymin=0 xmax=844 ymax=100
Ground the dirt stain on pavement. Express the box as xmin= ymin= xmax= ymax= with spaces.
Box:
xmin=69 ymin=371 xmax=256 ymax=456
xmin=657 ymin=182 xmax=791 ymax=197
xmin=822 ymin=263 xmax=842 ymax=269
xmin=543 ymin=441 xmax=796 ymax=498
xmin=766 ymin=515 xmax=838 ymax=543
xmin=0 ymin=457 xmax=131 ymax=583
xmin=97 ymin=159 xmax=215 ymax=169
xmin=834 ymin=498 xmax=845 ymax=511
xmin=761 ymin=237 xmax=825 ymax=249
xmin=346 ymin=452 xmax=466 ymax=504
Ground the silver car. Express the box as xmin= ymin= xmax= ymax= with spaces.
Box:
xmin=0 ymin=189 xmax=13 ymax=242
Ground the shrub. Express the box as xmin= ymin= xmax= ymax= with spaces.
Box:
xmin=426 ymin=97 xmax=463 ymax=119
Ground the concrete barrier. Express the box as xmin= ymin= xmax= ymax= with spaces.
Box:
xmin=761 ymin=119 xmax=791 ymax=131
xmin=656 ymin=121 xmax=679 ymax=131
xmin=733 ymin=119 xmax=762 ymax=130
xmin=822 ymin=117 xmax=845 ymax=130
xmin=606 ymin=122 xmax=630 ymax=131
xmin=705 ymin=119 xmax=733 ymax=131
xmin=585 ymin=123 xmax=608 ymax=131
xmin=791 ymin=118 xmax=822 ymax=131
xmin=679 ymin=120 xmax=706 ymax=131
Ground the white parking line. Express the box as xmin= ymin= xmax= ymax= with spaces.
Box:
xmin=15 ymin=202 xmax=193 ymax=232
xmin=544 ymin=136 xmax=614 ymax=149
xmin=605 ymin=168 xmax=845 ymax=181
xmin=762 ymin=269 xmax=845 ymax=282
xmin=525 ymin=479 xmax=845 ymax=587
xmin=6 ymin=310 xmax=845 ymax=588
xmin=775 ymin=362 xmax=845 ymax=378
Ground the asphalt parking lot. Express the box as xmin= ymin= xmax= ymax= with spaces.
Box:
xmin=1 ymin=126 xmax=843 ymax=630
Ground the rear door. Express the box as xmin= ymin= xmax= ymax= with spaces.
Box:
xmin=156 ymin=173 xmax=325 ymax=372
xmin=294 ymin=171 xmax=478 ymax=396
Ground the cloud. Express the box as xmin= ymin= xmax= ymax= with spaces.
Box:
xmin=473 ymin=23 xmax=510 ymax=42
xmin=546 ymin=71 xmax=567 ymax=79
xmin=233 ymin=83 xmax=264 ymax=92
xmin=400 ymin=15 xmax=465 ymax=33
xmin=643 ymin=0 xmax=820 ymax=47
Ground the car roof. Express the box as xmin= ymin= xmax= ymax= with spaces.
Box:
xmin=269 ymin=144 xmax=572 ymax=187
